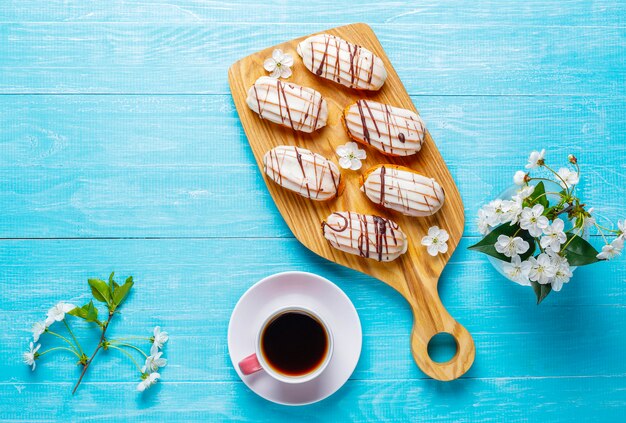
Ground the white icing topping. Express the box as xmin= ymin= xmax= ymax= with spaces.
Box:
xmin=246 ymin=76 xmax=328 ymax=133
xmin=263 ymin=145 xmax=341 ymax=201
xmin=297 ymin=34 xmax=387 ymax=91
xmin=322 ymin=211 xmax=408 ymax=262
xmin=344 ymin=100 xmax=425 ymax=156
xmin=361 ymin=166 xmax=445 ymax=217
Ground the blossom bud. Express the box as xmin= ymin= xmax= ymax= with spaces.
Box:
xmin=568 ymin=154 xmax=577 ymax=164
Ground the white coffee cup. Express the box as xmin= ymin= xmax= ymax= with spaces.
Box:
xmin=238 ymin=305 xmax=334 ymax=384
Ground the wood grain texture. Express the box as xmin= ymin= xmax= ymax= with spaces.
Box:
xmin=1 ymin=0 xmax=625 ymax=26
xmin=229 ymin=23 xmax=473 ymax=381
xmin=2 ymin=24 xmax=625 ymax=95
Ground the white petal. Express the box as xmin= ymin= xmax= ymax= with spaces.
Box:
xmin=427 ymin=244 xmax=439 ymax=256
xmin=279 ymin=66 xmax=292 ymax=79
xmin=421 ymin=236 xmax=433 ymax=246
xmin=349 ymin=158 xmax=362 ymax=170
xmin=281 ymin=54 xmax=294 ymax=67
xmin=438 ymin=243 xmax=449 ymax=254
xmin=336 ymin=146 xmax=349 ymax=156
xmin=427 ymin=226 xmax=440 ymax=237
xmin=338 ymin=157 xmax=353 ymax=169
xmin=263 ymin=58 xmax=277 ymax=72
xmin=269 ymin=68 xmax=281 ymax=79
xmin=354 ymin=149 xmax=367 ymax=160
xmin=272 ymin=49 xmax=284 ymax=62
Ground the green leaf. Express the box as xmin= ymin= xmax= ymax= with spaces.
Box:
xmin=530 ymin=280 xmax=552 ymax=304
xmin=88 ymin=278 xmax=111 ymax=304
xmin=468 ymin=224 xmax=536 ymax=262
xmin=68 ymin=300 xmax=100 ymax=323
xmin=113 ymin=276 xmax=134 ymax=307
xmin=108 ymin=272 xmax=119 ymax=299
xmin=562 ymin=233 xmax=600 ymax=266
xmin=528 ymin=181 xmax=549 ymax=208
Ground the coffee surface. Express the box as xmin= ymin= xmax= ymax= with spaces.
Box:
xmin=261 ymin=311 xmax=328 ymax=376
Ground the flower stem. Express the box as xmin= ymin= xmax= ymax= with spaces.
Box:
xmin=594 ymin=222 xmax=610 ymax=245
xmin=543 ymin=164 xmax=570 ymax=195
xmin=72 ymin=311 xmax=113 ymax=395
xmin=46 ymin=330 xmax=80 ymax=354
xmin=109 ymin=341 xmax=148 ymax=358
xmin=110 ymin=336 xmax=151 ymax=342
xmin=107 ymin=345 xmax=143 ymax=373
xmin=38 ymin=346 xmax=81 ymax=359
xmin=562 ymin=226 xmax=584 ymax=251
xmin=63 ymin=320 xmax=85 ymax=356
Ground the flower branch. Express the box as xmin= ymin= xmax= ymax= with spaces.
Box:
xmin=22 ymin=273 xmax=169 ymax=394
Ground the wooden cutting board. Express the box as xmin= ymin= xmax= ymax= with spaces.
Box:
xmin=228 ymin=23 xmax=474 ymax=381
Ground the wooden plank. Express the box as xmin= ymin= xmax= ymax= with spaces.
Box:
xmin=1 ymin=238 xmax=623 ymax=311
xmin=0 ymin=233 xmax=624 ymax=389
xmin=1 ymin=164 xmax=623 ymax=239
xmin=0 ymin=0 xmax=624 ymax=26
xmin=1 ymin=24 xmax=625 ymax=95
xmin=3 ymin=304 xmax=626 ymax=382
xmin=1 ymin=378 xmax=626 ymax=421
xmin=2 ymin=95 xmax=624 ymax=170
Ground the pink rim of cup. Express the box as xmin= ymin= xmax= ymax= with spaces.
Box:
xmin=238 ymin=305 xmax=334 ymax=384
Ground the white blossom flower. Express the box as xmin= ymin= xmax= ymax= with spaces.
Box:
xmin=550 ymin=254 xmax=573 ymax=292
xmin=525 ymin=149 xmax=546 ymax=169
xmin=495 ymin=235 xmax=530 ymax=258
xmin=336 ymin=142 xmax=366 ymax=170
xmin=483 ymin=199 xmax=507 ymax=226
xmin=540 ymin=218 xmax=567 ymax=253
xmin=519 ymin=204 xmax=549 ymax=237
xmin=477 ymin=208 xmax=491 ymax=235
xmin=263 ymin=49 xmax=293 ymax=79
xmin=150 ymin=326 xmax=169 ymax=355
xmin=556 ymin=167 xmax=579 ymax=189
xmin=45 ymin=302 xmax=76 ymax=327
xmin=501 ymin=199 xmax=523 ymax=225
xmin=527 ymin=253 xmax=557 ymax=285
xmin=421 ymin=226 xmax=449 ymax=257
xmin=513 ymin=170 xmax=527 ymax=186
xmin=618 ymin=220 xmax=625 ymax=240
xmin=23 ymin=342 xmax=40 ymax=371
xmin=512 ymin=185 xmax=535 ymax=202
xmin=142 ymin=352 xmax=167 ymax=374
xmin=32 ymin=321 xmax=47 ymax=343
xmin=137 ymin=372 xmax=160 ymax=392
xmin=502 ymin=255 xmax=532 ymax=286
xmin=597 ymin=237 xmax=624 ymax=260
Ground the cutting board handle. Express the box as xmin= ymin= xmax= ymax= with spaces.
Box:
xmin=405 ymin=276 xmax=475 ymax=381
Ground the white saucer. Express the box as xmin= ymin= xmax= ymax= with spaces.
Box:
xmin=228 ymin=271 xmax=362 ymax=406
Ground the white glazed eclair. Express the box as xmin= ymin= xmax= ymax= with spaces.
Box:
xmin=263 ymin=146 xmax=342 ymax=201
xmin=322 ymin=211 xmax=408 ymax=262
xmin=360 ymin=165 xmax=445 ymax=217
xmin=343 ymin=100 xmax=426 ymax=156
xmin=246 ymin=76 xmax=328 ymax=133
xmin=297 ymin=34 xmax=387 ymax=91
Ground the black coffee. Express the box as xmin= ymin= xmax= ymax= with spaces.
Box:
xmin=261 ymin=311 xmax=328 ymax=377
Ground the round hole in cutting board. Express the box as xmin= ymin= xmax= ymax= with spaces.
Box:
xmin=427 ymin=332 xmax=458 ymax=363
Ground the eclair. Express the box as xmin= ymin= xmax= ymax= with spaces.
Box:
xmin=343 ymin=100 xmax=426 ymax=156
xmin=360 ymin=165 xmax=445 ymax=217
xmin=322 ymin=211 xmax=408 ymax=262
xmin=263 ymin=146 xmax=342 ymax=201
xmin=246 ymin=76 xmax=328 ymax=133
xmin=297 ymin=34 xmax=387 ymax=91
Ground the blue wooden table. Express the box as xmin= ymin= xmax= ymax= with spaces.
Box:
xmin=1 ymin=1 xmax=625 ymax=421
